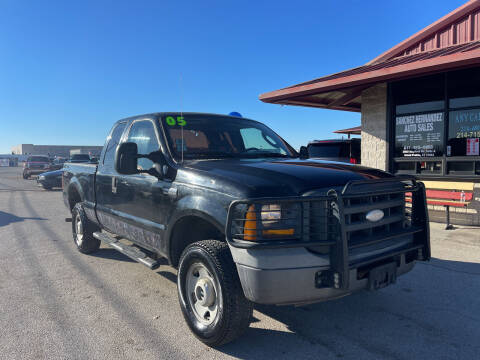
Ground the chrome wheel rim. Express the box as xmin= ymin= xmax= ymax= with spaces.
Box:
xmin=186 ymin=262 xmax=219 ymax=325
xmin=75 ymin=214 xmax=84 ymax=246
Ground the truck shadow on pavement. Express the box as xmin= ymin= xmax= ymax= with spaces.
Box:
xmin=215 ymin=257 xmax=480 ymax=359
xmin=88 ymin=247 xmax=137 ymax=263
xmin=0 ymin=210 xmax=46 ymax=227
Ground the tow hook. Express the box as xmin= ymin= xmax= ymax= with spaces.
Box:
xmin=65 ymin=217 xmax=72 ymax=222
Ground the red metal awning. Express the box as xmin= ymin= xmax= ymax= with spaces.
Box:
xmin=259 ymin=1 xmax=480 ymax=112
xmin=333 ymin=126 xmax=361 ymax=136
xmin=259 ymin=43 xmax=480 ymax=112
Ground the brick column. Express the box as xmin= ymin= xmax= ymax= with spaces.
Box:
xmin=361 ymin=83 xmax=388 ymax=171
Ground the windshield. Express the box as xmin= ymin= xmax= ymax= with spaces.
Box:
xmin=161 ymin=114 xmax=295 ymax=160
xmin=28 ymin=156 xmax=49 ymax=162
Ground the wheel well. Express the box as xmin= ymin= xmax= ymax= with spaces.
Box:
xmin=169 ymin=216 xmax=223 ymax=267
xmin=68 ymin=187 xmax=81 ymax=211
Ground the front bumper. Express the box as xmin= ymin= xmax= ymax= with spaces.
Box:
xmin=231 ymin=244 xmax=419 ymax=305
xmin=25 ymin=169 xmax=49 ymax=176
xmin=226 ymin=176 xmax=431 ymax=305
xmin=36 ymin=179 xmax=48 ymax=187
xmin=36 ymin=177 xmax=60 ymax=188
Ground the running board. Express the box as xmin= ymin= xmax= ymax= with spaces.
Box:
xmin=93 ymin=232 xmax=160 ymax=270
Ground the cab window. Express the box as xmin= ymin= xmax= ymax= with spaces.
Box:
xmin=126 ymin=120 xmax=160 ymax=170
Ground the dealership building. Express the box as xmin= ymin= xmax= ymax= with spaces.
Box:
xmin=11 ymin=144 xmax=103 ymax=158
xmin=261 ymin=0 xmax=480 ymax=225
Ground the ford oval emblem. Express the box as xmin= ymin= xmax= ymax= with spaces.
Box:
xmin=366 ymin=209 xmax=384 ymax=222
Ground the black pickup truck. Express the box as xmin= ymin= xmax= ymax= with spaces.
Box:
xmin=63 ymin=112 xmax=430 ymax=346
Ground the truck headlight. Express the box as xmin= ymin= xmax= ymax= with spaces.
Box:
xmin=38 ymin=175 xmax=45 ymax=180
xmin=243 ymin=203 xmax=300 ymax=241
xmin=260 ymin=204 xmax=281 ymax=223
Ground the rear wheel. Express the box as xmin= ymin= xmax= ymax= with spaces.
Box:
xmin=177 ymin=240 xmax=253 ymax=347
xmin=72 ymin=203 xmax=100 ymax=254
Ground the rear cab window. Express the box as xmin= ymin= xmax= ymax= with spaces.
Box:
xmin=101 ymin=121 xmax=127 ymax=167
xmin=308 ymin=142 xmax=350 ymax=158
xmin=71 ymin=154 xmax=90 ymax=161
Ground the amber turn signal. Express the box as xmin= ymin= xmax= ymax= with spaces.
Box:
xmin=262 ymin=228 xmax=294 ymax=237
xmin=244 ymin=205 xmax=257 ymax=241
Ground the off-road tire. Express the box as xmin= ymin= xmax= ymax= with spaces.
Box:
xmin=177 ymin=240 xmax=253 ymax=347
xmin=72 ymin=203 xmax=100 ymax=254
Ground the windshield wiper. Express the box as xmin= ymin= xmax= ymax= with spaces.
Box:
xmin=183 ymin=152 xmax=292 ymax=160
xmin=183 ymin=152 xmax=239 ymax=159
xmin=238 ymin=152 xmax=291 ymax=158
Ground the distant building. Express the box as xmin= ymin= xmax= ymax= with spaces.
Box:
xmin=11 ymin=144 xmax=103 ymax=158
xmin=69 ymin=148 xmax=102 ymax=156
xmin=0 ymin=154 xmax=20 ymax=166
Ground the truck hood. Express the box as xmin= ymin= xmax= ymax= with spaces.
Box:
xmin=183 ymin=158 xmax=393 ymax=197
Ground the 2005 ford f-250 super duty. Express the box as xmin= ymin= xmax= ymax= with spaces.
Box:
xmin=63 ymin=112 xmax=430 ymax=346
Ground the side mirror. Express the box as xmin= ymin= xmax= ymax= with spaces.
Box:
xmin=299 ymin=146 xmax=309 ymax=159
xmin=115 ymin=142 xmax=138 ymax=174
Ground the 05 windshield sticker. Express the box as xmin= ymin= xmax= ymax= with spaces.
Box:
xmin=165 ymin=116 xmax=186 ymax=126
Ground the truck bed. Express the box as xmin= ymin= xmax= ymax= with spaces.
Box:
xmin=62 ymin=162 xmax=98 ymax=211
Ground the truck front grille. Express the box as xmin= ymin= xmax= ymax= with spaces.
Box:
xmin=343 ymin=192 xmax=411 ymax=249
xmin=227 ymin=177 xmax=426 ymax=250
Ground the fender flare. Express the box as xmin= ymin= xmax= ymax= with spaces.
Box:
xmin=165 ymin=195 xmax=228 ymax=262
xmin=65 ymin=178 xmax=85 ymax=209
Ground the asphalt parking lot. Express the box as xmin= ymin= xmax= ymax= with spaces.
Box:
xmin=0 ymin=166 xmax=479 ymax=360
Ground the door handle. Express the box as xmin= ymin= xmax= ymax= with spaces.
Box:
xmin=162 ymin=186 xmax=177 ymax=199
xmin=112 ymin=177 xmax=117 ymax=194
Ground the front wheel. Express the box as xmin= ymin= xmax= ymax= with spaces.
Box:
xmin=177 ymin=240 xmax=253 ymax=347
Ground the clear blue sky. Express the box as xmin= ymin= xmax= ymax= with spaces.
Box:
xmin=0 ymin=0 xmax=467 ymax=153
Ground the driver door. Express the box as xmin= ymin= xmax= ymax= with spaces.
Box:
xmin=114 ymin=119 xmax=171 ymax=252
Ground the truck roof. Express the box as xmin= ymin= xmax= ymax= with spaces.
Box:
xmin=113 ymin=112 xmax=258 ymax=125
